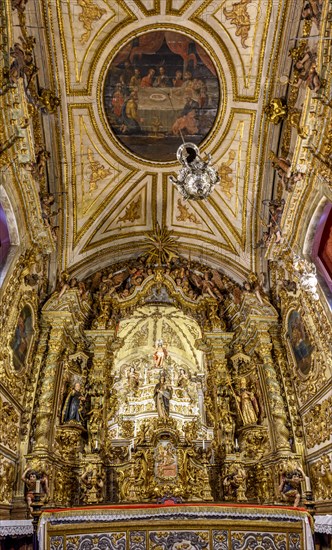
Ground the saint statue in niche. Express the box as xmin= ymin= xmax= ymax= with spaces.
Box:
xmin=154 ymin=374 xmax=172 ymax=418
xmin=127 ymin=366 xmax=140 ymax=392
xmin=153 ymin=339 xmax=168 ymax=368
xmin=236 ymin=378 xmax=259 ymax=426
xmin=62 ymin=382 xmax=85 ymax=423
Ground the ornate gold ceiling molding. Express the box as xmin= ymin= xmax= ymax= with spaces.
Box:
xmin=84 ymin=174 xmax=156 ymax=248
xmin=51 ymin=0 xmax=136 ymax=94
xmin=67 ymin=103 xmax=139 ymax=246
xmin=191 ymin=0 xmax=280 ymax=102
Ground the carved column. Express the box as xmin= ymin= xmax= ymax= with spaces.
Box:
xmin=270 ymin=328 xmax=304 ymax=454
xmin=85 ymin=331 xmax=117 ymax=452
xmin=34 ymin=317 xmax=70 ymax=451
xmin=257 ymin=336 xmax=290 ymax=453
xmin=203 ymin=330 xmax=234 ymax=430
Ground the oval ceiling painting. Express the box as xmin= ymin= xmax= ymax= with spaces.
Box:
xmin=103 ymin=31 xmax=220 ymax=162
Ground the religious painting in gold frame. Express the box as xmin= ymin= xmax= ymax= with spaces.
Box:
xmin=103 ymin=31 xmax=220 ymax=162
xmin=287 ymin=310 xmax=314 ymax=375
xmin=10 ymin=304 xmax=34 ymax=371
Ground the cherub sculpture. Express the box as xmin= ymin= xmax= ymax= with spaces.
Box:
xmin=21 ymin=466 xmax=49 ymax=517
xmin=279 ymin=465 xmax=305 ymax=507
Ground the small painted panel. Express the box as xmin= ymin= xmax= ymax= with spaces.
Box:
xmin=149 ymin=530 xmax=209 ymax=550
xmin=129 ymin=530 xmax=147 ymax=550
xmin=50 ymin=535 xmax=64 ymax=550
xmin=288 ymin=310 xmax=314 ymax=375
xmin=66 ymin=532 xmax=126 ymax=550
xmin=10 ymin=304 xmax=34 ymax=371
xmin=103 ymin=31 xmax=220 ymax=162
xmin=212 ymin=530 xmax=229 ymax=550
xmin=154 ymin=440 xmax=177 ymax=480
xmin=231 ymin=532 xmax=287 ymax=550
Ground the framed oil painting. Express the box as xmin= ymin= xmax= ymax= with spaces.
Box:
xmin=103 ymin=31 xmax=220 ymax=162
xmin=288 ymin=310 xmax=314 ymax=375
xmin=10 ymin=305 xmax=34 ymax=371
xmin=154 ymin=440 xmax=177 ymax=481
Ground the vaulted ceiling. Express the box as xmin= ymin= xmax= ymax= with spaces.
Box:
xmin=30 ymin=0 xmax=294 ymax=282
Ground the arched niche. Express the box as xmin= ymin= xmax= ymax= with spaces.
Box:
xmin=109 ymin=304 xmax=208 ymax=441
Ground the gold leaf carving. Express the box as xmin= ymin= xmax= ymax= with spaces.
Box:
xmin=118 ymin=196 xmax=142 ymax=223
xmin=223 ymin=0 xmax=252 ymax=49
xmin=176 ymin=199 xmax=201 ymax=225
xmin=218 ymin=150 xmax=236 ymax=199
xmin=78 ymin=0 xmax=106 ymax=45
xmin=86 ymin=148 xmax=111 ymax=192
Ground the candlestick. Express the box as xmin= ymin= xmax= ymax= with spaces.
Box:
xmin=203 ymin=439 xmax=206 ymax=451
xmin=305 ymin=475 xmax=311 ymax=492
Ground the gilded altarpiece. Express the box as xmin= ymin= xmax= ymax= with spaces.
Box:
xmin=15 ymin=259 xmax=314 ymax=512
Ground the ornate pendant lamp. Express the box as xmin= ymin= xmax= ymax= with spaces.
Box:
xmin=170 ymin=143 xmax=220 ymax=201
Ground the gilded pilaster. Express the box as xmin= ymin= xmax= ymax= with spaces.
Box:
xmin=85 ymin=330 xmax=117 ymax=453
xmin=201 ymin=329 xmax=234 ymax=447
xmin=270 ymin=328 xmax=304 ymax=454
xmin=33 ymin=319 xmax=69 ymax=451
xmin=256 ymin=337 xmax=290 ymax=453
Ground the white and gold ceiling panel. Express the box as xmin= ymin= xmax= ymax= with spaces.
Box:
xmin=68 ymin=104 xmax=138 ymax=244
xmin=84 ymin=174 xmax=155 ymax=249
xmin=43 ymin=0 xmax=286 ymax=279
xmin=191 ymin=0 xmax=274 ymax=99
xmin=52 ymin=0 xmax=135 ymax=93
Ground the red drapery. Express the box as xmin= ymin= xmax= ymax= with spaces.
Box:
xmin=195 ymin=43 xmax=217 ymax=76
xmin=119 ymin=31 xmax=216 ymax=76
xmin=129 ymin=32 xmax=165 ymax=63
xmin=164 ymin=31 xmax=197 ymax=74
xmin=113 ymin=40 xmax=134 ymax=66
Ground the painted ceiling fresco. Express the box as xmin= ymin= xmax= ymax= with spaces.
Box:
xmin=36 ymin=0 xmax=285 ymax=282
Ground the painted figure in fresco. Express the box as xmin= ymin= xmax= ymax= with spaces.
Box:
xmin=141 ymin=68 xmax=156 ymax=88
xmin=154 ymin=375 xmax=172 ymax=418
xmin=62 ymin=382 xmax=85 ymax=423
xmin=129 ymin=68 xmax=141 ymax=90
xmin=172 ymin=70 xmax=184 ymax=88
xmin=236 ymin=378 xmax=259 ymax=426
xmin=154 ymin=66 xmax=171 ymax=87
xmin=153 ymin=339 xmax=168 ymax=368
xmin=172 ymin=95 xmax=199 ymax=137
xmin=120 ymin=91 xmax=142 ymax=135
xmin=111 ymin=83 xmax=125 ymax=118
xmin=279 ymin=466 xmax=305 ymax=507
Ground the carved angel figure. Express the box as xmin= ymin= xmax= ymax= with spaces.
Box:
xmin=279 ymin=466 xmax=305 ymax=507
